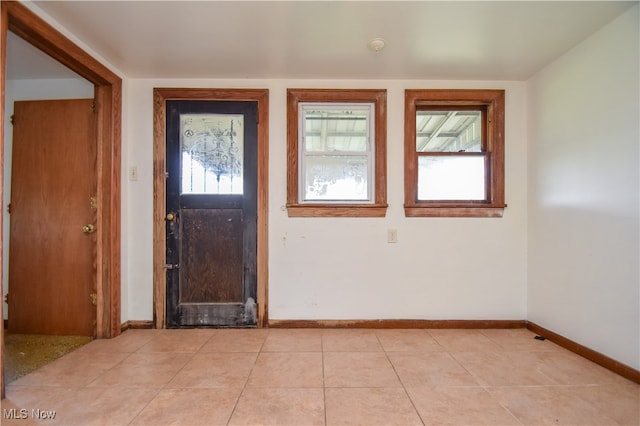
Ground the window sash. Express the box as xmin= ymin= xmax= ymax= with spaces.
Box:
xmin=416 ymin=152 xmax=487 ymax=201
xmin=298 ymin=103 xmax=375 ymax=203
xmin=414 ymin=106 xmax=488 ymax=202
xmin=415 ymin=108 xmax=484 ymax=153
xmin=404 ymin=89 xmax=505 ymax=217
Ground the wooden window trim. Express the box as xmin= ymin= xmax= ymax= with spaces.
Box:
xmin=287 ymin=89 xmax=388 ymax=217
xmin=404 ymin=89 xmax=506 ymax=218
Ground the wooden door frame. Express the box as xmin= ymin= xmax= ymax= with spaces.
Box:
xmin=153 ymin=88 xmax=269 ymax=329
xmin=1 ymin=1 xmax=122 ymax=397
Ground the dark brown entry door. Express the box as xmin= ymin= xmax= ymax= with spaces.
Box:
xmin=166 ymin=100 xmax=258 ymax=327
xmin=9 ymin=99 xmax=97 ymax=336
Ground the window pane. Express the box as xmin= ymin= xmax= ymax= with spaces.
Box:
xmin=418 ymin=156 xmax=485 ymax=200
xmin=416 ymin=110 xmax=482 ymax=152
xmin=180 ymin=113 xmax=244 ymax=194
xmin=304 ymin=155 xmax=368 ymax=201
xmin=303 ymin=107 xmax=369 ymax=152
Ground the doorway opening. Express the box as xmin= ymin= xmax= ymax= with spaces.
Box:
xmin=1 ymin=1 xmax=122 ymax=397
xmin=153 ymin=88 xmax=269 ymax=329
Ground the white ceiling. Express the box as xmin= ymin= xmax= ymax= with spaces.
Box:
xmin=7 ymin=1 xmax=638 ymax=81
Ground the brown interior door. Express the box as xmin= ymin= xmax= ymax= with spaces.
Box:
xmin=166 ymin=100 xmax=258 ymax=327
xmin=8 ymin=99 xmax=97 ymax=336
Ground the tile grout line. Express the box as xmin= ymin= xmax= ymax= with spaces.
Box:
xmin=132 ymin=330 xmax=199 ymax=425
xmin=445 ymin=345 xmax=523 ymax=422
xmin=224 ymin=329 xmax=269 ymax=425
xmin=159 ymin=331 xmax=208 ymax=391
xmin=481 ymin=385 xmax=526 ymax=426
xmin=127 ymin=329 xmax=211 ymax=425
xmin=375 ymin=331 xmax=426 ymax=426
xmin=81 ymin=335 xmax=164 ymax=426
xmin=443 ymin=332 xmax=537 ymax=426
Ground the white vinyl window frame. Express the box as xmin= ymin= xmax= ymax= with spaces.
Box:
xmin=298 ymin=102 xmax=375 ymax=204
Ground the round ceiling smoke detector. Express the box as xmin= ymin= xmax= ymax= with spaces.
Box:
xmin=368 ymin=38 xmax=386 ymax=52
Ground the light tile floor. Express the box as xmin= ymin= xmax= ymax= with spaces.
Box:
xmin=2 ymin=328 xmax=638 ymax=425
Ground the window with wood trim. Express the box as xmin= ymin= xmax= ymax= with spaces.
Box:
xmin=404 ymin=89 xmax=506 ymax=217
xmin=287 ymin=89 xmax=388 ymax=217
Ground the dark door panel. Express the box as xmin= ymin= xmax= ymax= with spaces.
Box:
xmin=180 ymin=209 xmax=243 ymax=303
xmin=166 ymin=100 xmax=257 ymax=327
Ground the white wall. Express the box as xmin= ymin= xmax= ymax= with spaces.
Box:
xmin=527 ymin=6 xmax=639 ymax=369
xmin=123 ymin=78 xmax=528 ymax=322
xmin=2 ymin=78 xmax=95 ymax=319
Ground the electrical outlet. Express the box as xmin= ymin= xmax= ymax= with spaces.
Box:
xmin=387 ymin=229 xmax=398 ymax=243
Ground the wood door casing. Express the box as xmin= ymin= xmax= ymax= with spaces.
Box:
xmin=152 ymin=88 xmax=269 ymax=329
xmin=3 ymin=1 xmax=122 ymax=339
xmin=2 ymin=0 xmax=123 ymax=398
xmin=9 ymin=99 xmax=96 ymax=336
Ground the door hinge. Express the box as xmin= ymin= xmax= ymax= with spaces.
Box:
xmin=163 ymin=263 xmax=180 ymax=270
xmin=10 ymin=115 xmax=15 ymax=125
xmin=90 ymin=293 xmax=97 ymax=306
xmin=91 ymin=100 xmax=97 ymax=112
xmin=4 ymin=293 xmax=8 ymax=304
xmin=6 ymin=203 xmax=10 ymax=214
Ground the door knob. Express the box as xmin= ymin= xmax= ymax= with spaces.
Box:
xmin=82 ymin=224 xmax=96 ymax=234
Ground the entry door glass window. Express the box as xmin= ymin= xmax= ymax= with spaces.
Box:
xmin=180 ymin=113 xmax=244 ymax=195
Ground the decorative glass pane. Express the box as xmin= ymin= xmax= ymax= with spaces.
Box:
xmin=180 ymin=113 xmax=243 ymax=194
xmin=303 ymin=106 xmax=369 ymax=152
xmin=418 ymin=156 xmax=485 ymax=200
xmin=304 ymin=155 xmax=368 ymax=201
xmin=416 ymin=110 xmax=482 ymax=152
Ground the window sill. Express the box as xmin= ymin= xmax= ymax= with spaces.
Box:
xmin=404 ymin=204 xmax=506 ymax=218
xmin=287 ymin=204 xmax=388 ymax=217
